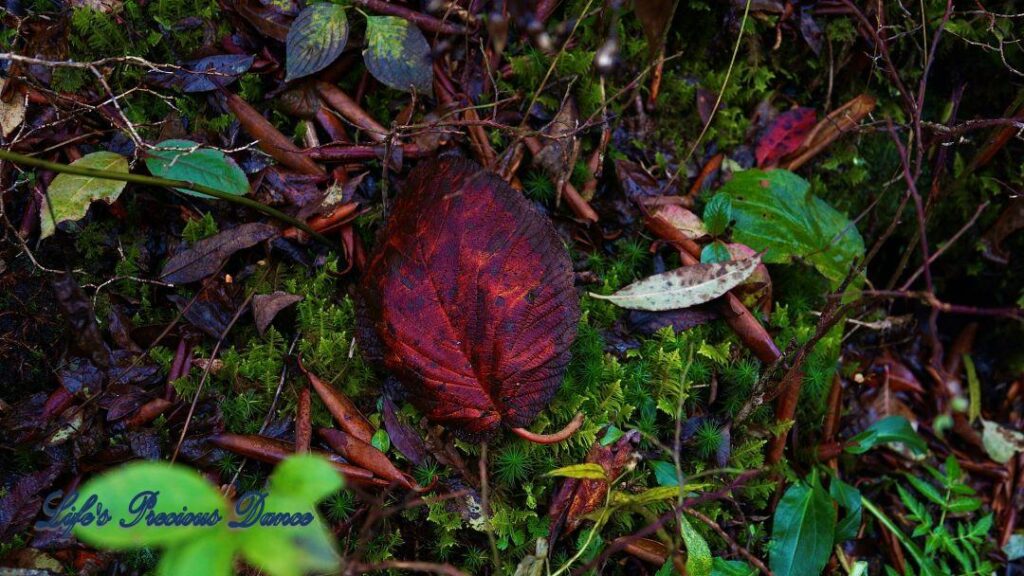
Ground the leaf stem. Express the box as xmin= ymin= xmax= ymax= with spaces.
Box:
xmin=0 ymin=148 xmax=339 ymax=251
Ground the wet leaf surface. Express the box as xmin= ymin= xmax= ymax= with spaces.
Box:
xmin=285 ymin=3 xmax=349 ymax=82
xmin=145 ymin=139 xmax=250 ymax=199
xmin=358 ymin=156 xmax=579 ymax=439
xmin=146 ymin=54 xmax=254 ymax=92
xmin=160 ymin=222 xmax=277 ymax=284
xmin=363 ymin=16 xmax=433 ymax=94
xmin=714 ymin=169 xmax=864 ymax=287
xmin=755 ymin=108 xmax=816 ymax=168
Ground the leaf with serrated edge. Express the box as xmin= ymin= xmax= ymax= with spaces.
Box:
xmin=589 ymin=256 xmax=761 ymax=311
xmin=285 ymin=3 xmax=349 ymax=81
xmin=41 ymin=151 xmax=128 ymax=239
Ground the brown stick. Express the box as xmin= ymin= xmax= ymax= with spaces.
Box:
xmin=224 ymin=92 xmax=325 ymax=176
xmin=319 ymin=428 xmax=414 ymax=488
xmin=299 ymin=358 xmax=376 ymax=444
xmin=316 ymin=82 xmax=389 ymax=143
xmin=295 ymin=386 xmax=312 ymax=453
xmin=306 ymin=144 xmax=427 ymax=162
xmin=209 ymin=433 xmax=386 ymax=486
xmin=523 ymin=136 xmax=599 ymax=223
xmin=350 ymin=0 xmax=467 ymax=35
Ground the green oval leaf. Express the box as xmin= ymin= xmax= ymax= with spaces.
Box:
xmin=145 ymin=139 xmax=249 ymax=199
xmin=285 ymin=3 xmax=349 ymax=82
xmin=41 ymin=151 xmax=128 ymax=239
xmin=363 ymin=16 xmax=433 ymax=93
xmin=588 ymin=255 xmax=761 ymax=311
xmin=714 ymin=169 xmax=865 ymax=287
xmin=73 ymin=462 xmax=228 ymax=550
xmin=769 ymin=476 xmax=836 ymax=576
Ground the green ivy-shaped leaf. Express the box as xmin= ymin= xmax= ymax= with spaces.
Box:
xmin=363 ymin=16 xmax=433 ymax=93
xmin=145 ymin=139 xmax=249 ymax=199
xmin=69 ymin=455 xmax=341 ymax=576
xmin=285 ymin=3 xmax=349 ymax=82
xmin=713 ymin=169 xmax=865 ymax=287
xmin=41 ymin=151 xmax=128 ymax=239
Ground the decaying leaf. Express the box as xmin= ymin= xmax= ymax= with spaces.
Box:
xmin=634 ymin=0 xmax=680 ymax=59
xmin=589 ymin=255 xmax=761 ymax=311
xmin=756 ymin=107 xmax=816 ymax=168
xmin=160 ymin=222 xmax=277 ymax=284
xmin=40 ymin=151 xmax=129 ymax=239
xmin=780 ymin=94 xmax=876 ymax=171
xmin=252 ymin=291 xmax=303 ymax=335
xmin=548 ymin=429 xmax=639 ymax=541
xmin=382 ymin=395 xmax=428 ymax=466
xmin=146 ymin=54 xmax=254 ymax=93
xmin=651 ymin=204 xmax=708 ymax=240
xmin=533 ymin=98 xmax=581 ymax=200
xmin=981 ymin=419 xmax=1024 ymax=464
xmin=0 ymin=78 xmax=26 ymax=137
xmin=358 ymin=156 xmax=579 ymax=440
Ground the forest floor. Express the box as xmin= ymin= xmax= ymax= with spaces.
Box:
xmin=1 ymin=0 xmax=1024 ymax=575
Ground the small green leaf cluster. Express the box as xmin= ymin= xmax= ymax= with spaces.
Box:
xmin=70 ymin=455 xmax=343 ymax=576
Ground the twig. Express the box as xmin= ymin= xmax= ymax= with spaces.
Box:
xmin=685 ymin=508 xmax=773 ymax=576
xmin=172 ymin=294 xmax=253 ymax=463
xmin=478 ymin=442 xmax=501 ymax=573
xmin=0 ymin=149 xmax=338 ymax=250
xmin=663 ymin=0 xmax=753 ymax=192
xmin=351 ymin=561 xmax=469 ymax=576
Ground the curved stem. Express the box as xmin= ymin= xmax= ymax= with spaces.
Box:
xmin=0 ymin=148 xmax=339 ymax=251
xmin=511 ymin=412 xmax=585 ymax=445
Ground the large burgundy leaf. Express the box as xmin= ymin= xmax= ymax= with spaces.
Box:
xmin=358 ymin=156 xmax=579 ymax=440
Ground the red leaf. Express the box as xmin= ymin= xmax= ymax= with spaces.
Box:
xmin=548 ymin=429 xmax=639 ymax=541
xmin=358 ymin=156 xmax=579 ymax=440
xmin=755 ymin=107 xmax=816 ymax=168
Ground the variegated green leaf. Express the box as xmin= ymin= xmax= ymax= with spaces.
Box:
xmin=363 ymin=16 xmax=433 ymax=93
xmin=285 ymin=3 xmax=349 ymax=82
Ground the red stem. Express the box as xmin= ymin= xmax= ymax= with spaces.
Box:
xmin=511 ymin=412 xmax=584 ymax=444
